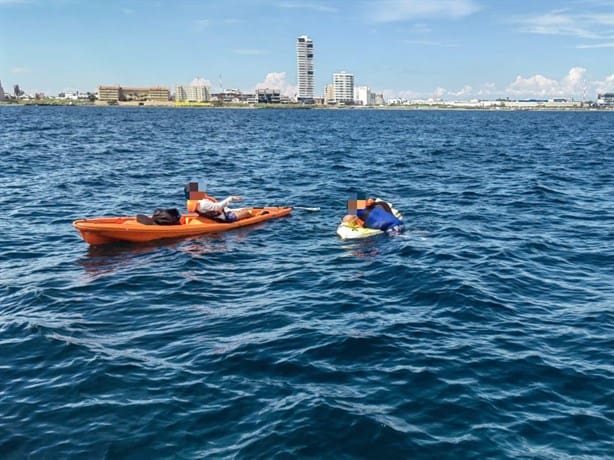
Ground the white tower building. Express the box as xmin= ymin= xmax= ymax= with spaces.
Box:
xmin=333 ymin=71 xmax=354 ymax=104
xmin=175 ymin=81 xmax=211 ymax=102
xmin=296 ymin=35 xmax=314 ymax=103
xmin=354 ymin=86 xmax=372 ymax=106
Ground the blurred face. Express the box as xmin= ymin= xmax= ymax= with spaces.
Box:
xmin=347 ymin=199 xmax=367 ymax=214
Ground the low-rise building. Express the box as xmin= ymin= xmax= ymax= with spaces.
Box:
xmin=61 ymin=91 xmax=91 ymax=100
xmin=148 ymin=87 xmax=170 ymax=101
xmin=211 ymin=89 xmax=256 ymax=104
xmin=324 ymin=84 xmax=334 ymax=104
xmin=256 ymin=88 xmax=280 ymax=103
xmin=597 ymin=93 xmax=614 ymax=107
xmin=98 ymin=86 xmax=120 ymax=101
xmin=98 ymin=85 xmax=170 ymax=102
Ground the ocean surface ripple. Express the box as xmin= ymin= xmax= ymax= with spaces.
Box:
xmin=1 ymin=106 xmax=612 ymax=459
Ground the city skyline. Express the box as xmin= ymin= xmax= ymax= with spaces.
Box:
xmin=1 ymin=0 xmax=613 ymax=101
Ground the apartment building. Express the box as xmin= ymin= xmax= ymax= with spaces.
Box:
xmin=175 ymin=84 xmax=211 ymax=102
xmin=98 ymin=85 xmax=170 ymax=102
xmin=296 ymin=35 xmax=314 ymax=103
xmin=333 ymin=72 xmax=354 ymax=104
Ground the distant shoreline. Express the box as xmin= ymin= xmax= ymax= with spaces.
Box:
xmin=0 ymin=100 xmax=612 ymax=112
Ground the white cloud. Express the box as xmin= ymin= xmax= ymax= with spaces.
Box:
xmin=515 ymin=11 xmax=600 ymax=39
xmin=506 ymin=67 xmax=589 ymax=98
xmin=562 ymin=67 xmax=587 ymax=91
xmin=254 ymin=72 xmax=296 ymax=98
xmin=430 ymin=83 xmax=502 ymax=100
xmin=506 ymin=74 xmax=561 ymax=97
xmin=432 ymin=87 xmax=447 ymax=99
xmin=476 ymin=82 xmax=497 ymax=96
xmin=388 ymin=68 xmax=613 ymax=101
xmin=191 ymin=78 xmax=212 ymax=87
xmin=278 ymin=2 xmax=338 ymax=13
xmin=454 ymin=68 xmax=612 ymax=99
xmin=577 ymin=42 xmax=614 ymax=48
xmin=194 ymin=19 xmax=210 ymax=30
xmin=372 ymin=0 xmax=480 ymax=23
xmin=595 ymin=74 xmax=614 ymax=93
xmin=382 ymin=88 xmax=421 ymax=100
xmin=584 ymin=12 xmax=614 ymax=27
xmin=448 ymin=85 xmax=473 ymax=97
xmin=514 ymin=9 xmax=614 ymax=46
xmin=11 ymin=66 xmax=29 ymax=73
xmin=408 ymin=23 xmax=432 ymax=34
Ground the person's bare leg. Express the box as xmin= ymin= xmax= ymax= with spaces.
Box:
xmin=234 ymin=209 xmax=253 ymax=220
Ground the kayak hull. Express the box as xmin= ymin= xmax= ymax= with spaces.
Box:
xmin=73 ymin=207 xmax=292 ymax=245
xmin=336 ymin=224 xmax=384 ymax=240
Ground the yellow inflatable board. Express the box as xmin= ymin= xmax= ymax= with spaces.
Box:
xmin=336 ymin=224 xmax=384 ymax=239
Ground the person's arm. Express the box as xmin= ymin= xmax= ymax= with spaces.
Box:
xmin=198 ymin=196 xmax=241 ymax=212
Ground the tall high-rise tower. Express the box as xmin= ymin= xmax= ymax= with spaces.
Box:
xmin=296 ymin=35 xmax=314 ymax=103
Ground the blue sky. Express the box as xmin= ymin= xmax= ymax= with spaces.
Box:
xmin=1 ymin=0 xmax=613 ymax=100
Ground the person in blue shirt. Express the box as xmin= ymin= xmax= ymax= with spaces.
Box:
xmin=356 ymin=198 xmax=404 ymax=233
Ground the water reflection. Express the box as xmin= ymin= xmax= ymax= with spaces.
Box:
xmin=340 ymin=236 xmax=384 ymax=258
xmin=78 ymin=239 xmax=180 ymax=279
xmin=77 ymin=225 xmax=265 ymax=278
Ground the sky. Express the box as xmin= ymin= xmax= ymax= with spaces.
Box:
xmin=1 ymin=0 xmax=613 ymax=100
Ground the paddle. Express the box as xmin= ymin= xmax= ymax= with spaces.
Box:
xmin=235 ymin=205 xmax=321 ymax=213
xmin=263 ymin=204 xmax=320 ymax=211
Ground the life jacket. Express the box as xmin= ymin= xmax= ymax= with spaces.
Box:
xmin=342 ymin=215 xmax=365 ymax=228
xmin=357 ymin=206 xmax=403 ymax=231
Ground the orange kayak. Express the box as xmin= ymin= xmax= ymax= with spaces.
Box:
xmin=73 ymin=207 xmax=292 ymax=245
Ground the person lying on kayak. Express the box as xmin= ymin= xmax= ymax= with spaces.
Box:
xmin=345 ymin=197 xmax=404 ymax=233
xmin=196 ymin=194 xmax=253 ymax=222
xmin=185 ymin=183 xmax=252 ymax=222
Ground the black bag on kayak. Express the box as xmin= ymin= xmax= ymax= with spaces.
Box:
xmin=151 ymin=208 xmax=181 ymax=225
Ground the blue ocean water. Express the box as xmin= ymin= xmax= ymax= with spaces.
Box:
xmin=0 ymin=106 xmax=612 ymax=459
